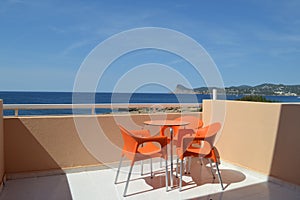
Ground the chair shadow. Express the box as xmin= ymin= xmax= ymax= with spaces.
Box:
xmin=125 ymin=158 xmax=246 ymax=196
xmin=123 ymin=170 xmax=168 ymax=197
xmin=174 ymin=159 xmax=246 ymax=191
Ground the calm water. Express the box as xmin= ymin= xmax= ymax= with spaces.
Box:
xmin=1 ymin=91 xmax=299 ymax=116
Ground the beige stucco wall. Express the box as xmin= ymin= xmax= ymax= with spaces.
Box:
xmin=203 ymin=100 xmax=300 ymax=186
xmin=4 ymin=112 xmax=201 ymax=175
xmin=0 ymin=100 xmax=4 ymax=186
xmin=269 ymin=104 xmax=300 ymax=185
xmin=4 ymin=100 xmax=300 ymax=186
xmin=4 ymin=116 xmax=100 ymax=173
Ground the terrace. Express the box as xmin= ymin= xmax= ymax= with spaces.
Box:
xmin=0 ymin=100 xmax=300 ymax=199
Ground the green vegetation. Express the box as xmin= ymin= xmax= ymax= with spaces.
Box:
xmin=236 ymin=95 xmax=277 ymax=102
xmin=176 ymin=83 xmax=300 ymax=96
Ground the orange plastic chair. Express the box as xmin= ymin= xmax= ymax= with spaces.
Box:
xmin=159 ymin=116 xmax=203 ymax=172
xmin=160 ymin=116 xmax=203 ymax=145
xmin=115 ymin=125 xmax=169 ymax=197
xmin=130 ymin=129 xmax=153 ymax=176
xmin=175 ymin=123 xmax=214 ymax=175
xmin=176 ymin=122 xmax=224 ymax=191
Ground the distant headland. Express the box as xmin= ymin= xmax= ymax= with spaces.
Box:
xmin=174 ymin=83 xmax=300 ymax=96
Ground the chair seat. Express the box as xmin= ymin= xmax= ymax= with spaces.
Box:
xmin=176 ymin=143 xmax=211 ymax=158
xmin=186 ymin=145 xmax=211 ymax=156
xmin=138 ymin=143 xmax=162 ymax=155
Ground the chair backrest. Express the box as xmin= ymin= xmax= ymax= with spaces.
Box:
xmin=202 ymin=122 xmax=221 ymax=146
xmin=182 ymin=122 xmax=221 ymax=156
xmin=119 ymin=125 xmax=138 ymax=155
xmin=174 ymin=116 xmax=203 ymax=130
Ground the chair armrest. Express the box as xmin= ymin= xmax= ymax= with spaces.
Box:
xmin=181 ymin=135 xmax=206 ymax=151
xmin=126 ymin=128 xmax=167 ymax=147
xmin=130 ymin=129 xmax=151 ymax=137
xmin=133 ymin=135 xmax=168 ymax=147
xmin=181 ymin=136 xmax=212 ymax=155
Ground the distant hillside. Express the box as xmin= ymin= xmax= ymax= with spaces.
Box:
xmin=174 ymin=84 xmax=195 ymax=94
xmin=174 ymin=83 xmax=300 ymax=96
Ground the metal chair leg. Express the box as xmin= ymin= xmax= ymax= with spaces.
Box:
xmin=176 ymin=157 xmax=179 ymax=178
xmin=184 ymin=157 xmax=187 ymax=174
xmin=179 ymin=159 xmax=183 ymax=191
xmin=150 ymin=158 xmax=153 ymax=178
xmin=114 ymin=155 xmax=124 ymax=184
xmin=200 ymin=157 xmax=204 ymax=166
xmin=188 ymin=157 xmax=191 ymax=174
xmin=208 ymin=158 xmax=216 ymax=179
xmin=141 ymin=160 xmax=143 ymax=175
xmin=215 ymin=162 xmax=224 ymax=190
xmin=165 ymin=158 xmax=169 ymax=192
xmin=141 ymin=143 xmax=144 ymax=175
xmin=123 ymin=164 xmax=134 ymax=197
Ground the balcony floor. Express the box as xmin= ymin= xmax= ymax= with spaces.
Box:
xmin=1 ymin=159 xmax=300 ymax=200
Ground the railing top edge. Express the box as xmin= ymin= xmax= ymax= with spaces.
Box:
xmin=3 ymin=103 xmax=202 ymax=110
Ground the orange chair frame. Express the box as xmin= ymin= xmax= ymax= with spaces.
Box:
xmin=177 ymin=122 xmax=224 ymax=191
xmin=115 ymin=125 xmax=169 ymax=196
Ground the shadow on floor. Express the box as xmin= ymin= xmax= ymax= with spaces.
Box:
xmin=186 ymin=181 xmax=300 ymax=200
xmin=125 ymin=158 xmax=246 ymax=196
xmin=0 ymin=174 xmax=72 ymax=200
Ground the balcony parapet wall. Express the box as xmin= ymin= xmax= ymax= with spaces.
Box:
xmin=3 ymin=100 xmax=300 ymax=187
xmin=3 ymin=112 xmax=201 ymax=178
xmin=203 ymin=100 xmax=300 ymax=186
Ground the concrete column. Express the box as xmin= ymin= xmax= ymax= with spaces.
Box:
xmin=212 ymin=89 xmax=217 ymax=100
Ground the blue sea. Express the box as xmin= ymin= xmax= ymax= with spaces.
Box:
xmin=1 ymin=92 xmax=300 ymax=116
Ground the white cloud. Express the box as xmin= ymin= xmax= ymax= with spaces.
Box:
xmin=254 ymin=29 xmax=300 ymax=43
xmin=61 ymin=39 xmax=94 ymax=56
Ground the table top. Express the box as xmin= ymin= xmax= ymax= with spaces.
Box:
xmin=144 ymin=120 xmax=190 ymax=126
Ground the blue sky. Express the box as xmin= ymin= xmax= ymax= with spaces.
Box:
xmin=0 ymin=0 xmax=300 ymax=92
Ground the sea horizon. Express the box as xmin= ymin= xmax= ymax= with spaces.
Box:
xmin=1 ymin=91 xmax=300 ymax=116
